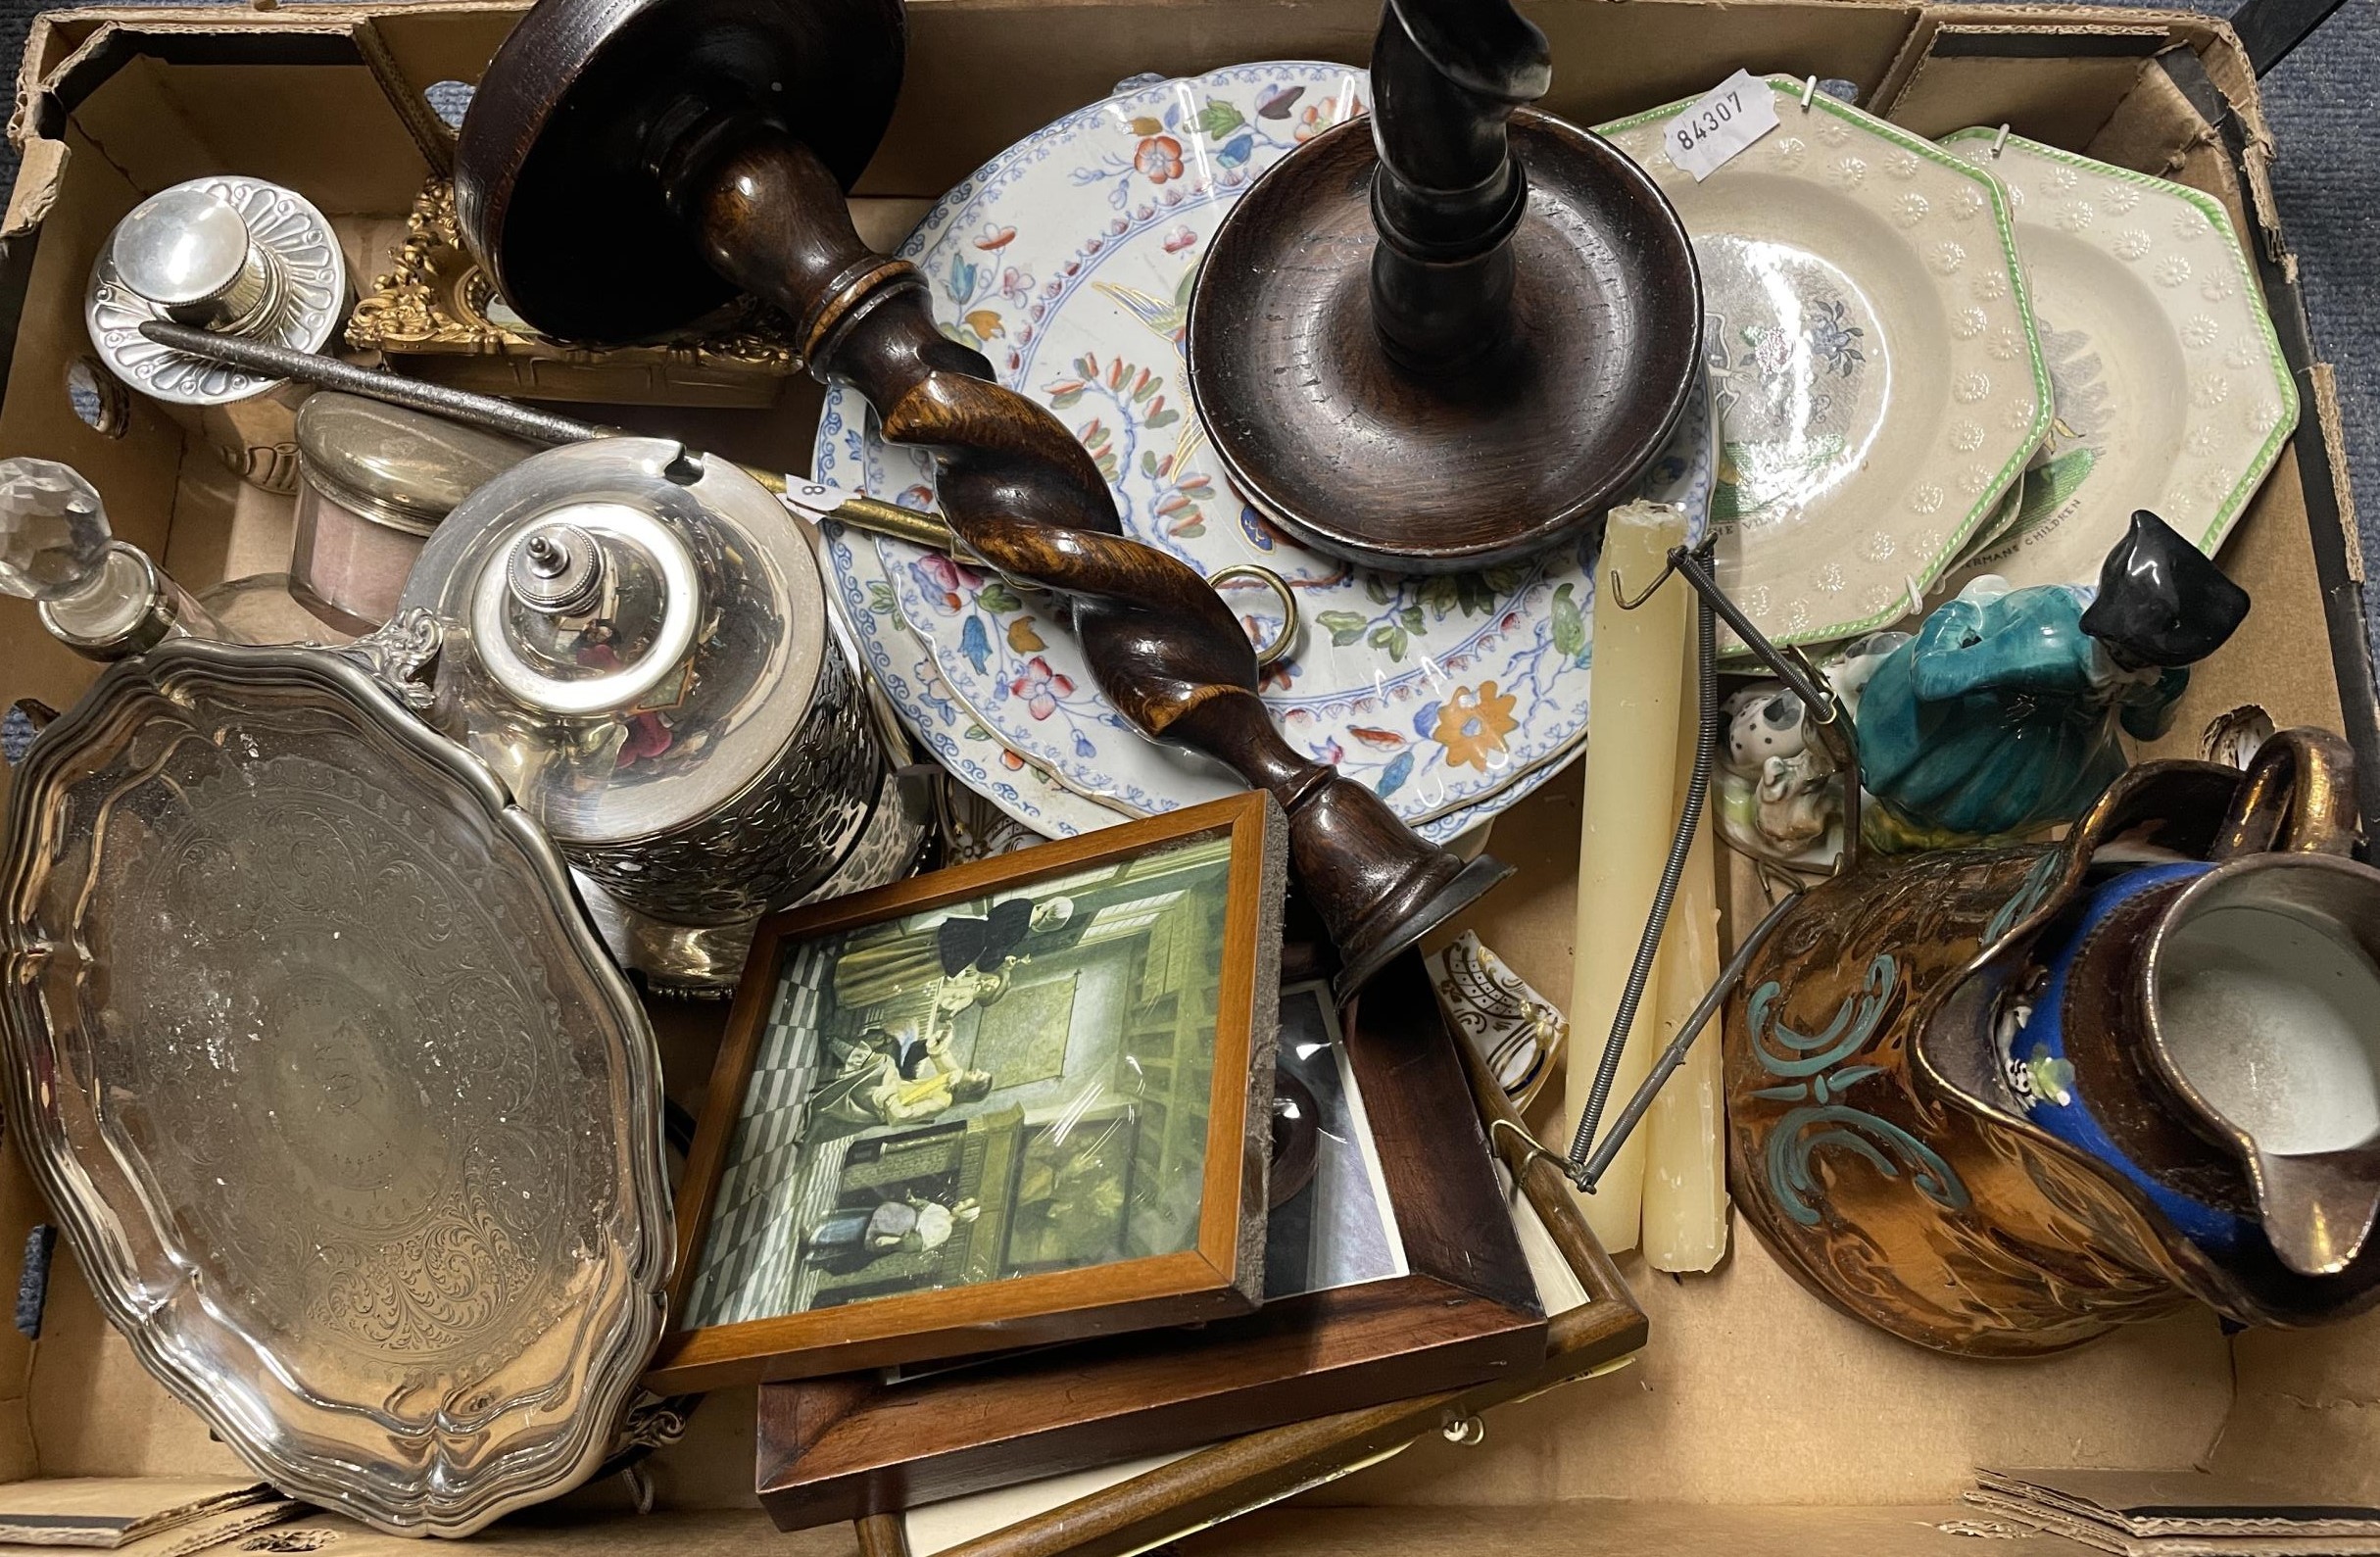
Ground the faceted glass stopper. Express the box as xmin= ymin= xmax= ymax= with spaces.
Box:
xmin=0 ymin=459 xmax=113 ymax=601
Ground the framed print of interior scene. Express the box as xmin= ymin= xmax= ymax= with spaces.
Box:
xmin=749 ymin=951 xmax=1550 ymax=1528
xmin=650 ymin=792 xmax=1287 ymax=1392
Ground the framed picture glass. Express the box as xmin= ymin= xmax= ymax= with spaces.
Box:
xmin=880 ymin=979 xmax=1413 ymax=1389
xmin=1263 ymin=982 xmax=1405 ymax=1300
xmin=649 ymin=792 xmax=1287 ymax=1392
xmin=865 ymin=1023 xmax=1642 ymax=1557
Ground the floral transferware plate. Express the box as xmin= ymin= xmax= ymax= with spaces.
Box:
xmin=1598 ymin=78 xmax=2052 ymax=649
xmin=814 ymin=61 xmax=1711 ymax=830
xmin=1937 ymin=129 xmax=2296 ymax=591
xmin=821 ymin=511 xmax=1575 ymax=847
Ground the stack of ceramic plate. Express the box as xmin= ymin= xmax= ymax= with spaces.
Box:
xmin=1591 ymin=79 xmax=2293 ymax=654
xmin=813 ymin=62 xmax=1712 ymax=845
xmin=1598 ymin=78 xmax=2052 ymax=651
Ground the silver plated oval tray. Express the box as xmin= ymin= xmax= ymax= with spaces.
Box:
xmin=0 ymin=639 xmax=671 ymax=1536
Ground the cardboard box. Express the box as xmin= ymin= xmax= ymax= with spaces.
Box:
xmin=1 ymin=1 xmax=2376 ymax=1551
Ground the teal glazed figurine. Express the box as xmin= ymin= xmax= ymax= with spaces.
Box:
xmin=1858 ymin=511 xmax=2250 ymax=839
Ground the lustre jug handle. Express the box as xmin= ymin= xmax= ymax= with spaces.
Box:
xmin=2210 ymin=727 xmax=2362 ymax=859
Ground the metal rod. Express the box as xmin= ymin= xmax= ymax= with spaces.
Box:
xmin=1668 ymin=541 xmax=1837 ymax=717
xmin=820 ymin=494 xmax=970 ymax=555
xmin=141 ymin=319 xmax=608 ymax=444
xmin=1663 ymin=544 xmax=1865 ymax=873
xmin=1557 ymin=537 xmax=1859 ymax=1191
xmin=135 ymin=320 xmax=965 ymax=555
xmin=1431 ymin=544 xmax=1855 ymax=1193
xmin=1570 ymin=890 xmax=1799 ymax=1191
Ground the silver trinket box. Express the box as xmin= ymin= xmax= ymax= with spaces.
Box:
xmin=83 ymin=176 xmax=348 ymax=492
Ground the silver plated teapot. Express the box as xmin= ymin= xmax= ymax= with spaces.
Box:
xmin=0 ymin=444 xmax=923 ymax=990
xmin=394 ymin=437 xmax=920 ymax=975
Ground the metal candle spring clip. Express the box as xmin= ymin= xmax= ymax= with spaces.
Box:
xmin=1494 ymin=539 xmax=1866 ymax=1194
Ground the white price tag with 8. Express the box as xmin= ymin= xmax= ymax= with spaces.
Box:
xmin=1663 ymin=70 xmax=1778 ymax=181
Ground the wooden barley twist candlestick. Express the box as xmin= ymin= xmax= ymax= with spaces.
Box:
xmin=1187 ymin=0 xmax=1704 ymax=574
xmin=454 ymin=0 xmax=1506 ymax=994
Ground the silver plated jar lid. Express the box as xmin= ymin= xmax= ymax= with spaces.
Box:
xmin=0 ymin=637 xmax=671 ymax=1535
xmin=295 ymin=393 xmax=535 ymax=534
xmin=85 ymin=176 xmax=345 ymax=406
xmin=399 ymin=437 xmax=829 ymax=850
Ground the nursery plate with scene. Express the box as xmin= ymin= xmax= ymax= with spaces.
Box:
xmin=1600 ymin=77 xmax=2052 ymax=649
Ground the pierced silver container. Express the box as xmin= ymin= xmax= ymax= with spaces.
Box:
xmin=398 ymin=437 xmax=921 ymax=988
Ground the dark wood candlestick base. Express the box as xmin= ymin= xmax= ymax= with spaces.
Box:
xmin=1187 ymin=112 xmax=1703 ymax=575
xmin=1186 ymin=0 xmax=1701 ymax=574
xmin=453 ymin=0 xmax=1508 ymax=995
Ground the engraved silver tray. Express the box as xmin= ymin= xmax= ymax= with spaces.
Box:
xmin=0 ymin=639 xmax=671 ymax=1536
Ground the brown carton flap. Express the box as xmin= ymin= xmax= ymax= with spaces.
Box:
xmin=1876 ymin=13 xmax=2194 ymax=142
xmin=1527 ymin=0 xmax=1918 ymax=126
xmin=1974 ymin=1466 xmax=2380 ymax=1534
xmin=0 ymin=0 xmax=2369 ymax=1535
xmin=0 ymin=1479 xmax=272 ymax=1549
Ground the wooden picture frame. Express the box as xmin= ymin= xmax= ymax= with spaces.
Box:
xmin=846 ymin=1000 xmax=1648 ymax=1557
xmin=753 ymin=951 xmax=1551 ymax=1530
xmin=648 ymin=791 xmax=1287 ymax=1395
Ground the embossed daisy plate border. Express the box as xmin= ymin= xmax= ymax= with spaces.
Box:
xmin=1598 ymin=78 xmax=2053 ymax=649
xmin=1937 ymin=128 xmax=2297 ymax=592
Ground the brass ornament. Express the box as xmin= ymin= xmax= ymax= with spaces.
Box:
xmin=346 ymin=178 xmax=801 ymax=405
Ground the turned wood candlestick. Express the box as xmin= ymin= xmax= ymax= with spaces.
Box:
xmin=1186 ymin=0 xmax=1705 ymax=574
xmin=452 ymin=0 xmax=1507 ymax=995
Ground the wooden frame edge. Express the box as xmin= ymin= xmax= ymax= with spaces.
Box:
xmin=757 ymin=953 xmax=1558 ymax=1529
xmin=849 ymin=994 xmax=1645 ymax=1557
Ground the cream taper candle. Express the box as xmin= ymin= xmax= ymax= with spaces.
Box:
xmin=1565 ymin=500 xmax=1690 ymax=1252
xmin=1641 ymin=662 xmax=1728 ymax=1273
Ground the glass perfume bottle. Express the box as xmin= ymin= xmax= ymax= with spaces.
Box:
xmin=0 ymin=459 xmax=220 ymax=657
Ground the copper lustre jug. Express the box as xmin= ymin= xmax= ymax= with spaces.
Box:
xmin=1725 ymin=728 xmax=2380 ymax=1356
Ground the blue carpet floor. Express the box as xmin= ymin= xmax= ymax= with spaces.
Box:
xmin=3 ymin=0 xmax=2374 ymax=680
